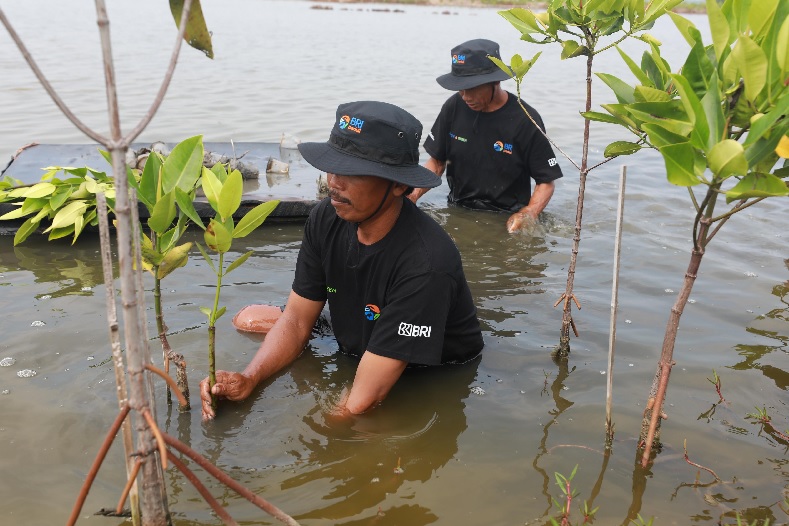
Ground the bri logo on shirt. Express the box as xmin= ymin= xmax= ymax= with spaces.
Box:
xmin=449 ymin=132 xmax=468 ymax=143
xmin=493 ymin=141 xmax=513 ymax=154
xmin=364 ymin=304 xmax=380 ymax=321
xmin=339 ymin=115 xmax=364 ymax=134
xmin=398 ymin=322 xmax=432 ymax=338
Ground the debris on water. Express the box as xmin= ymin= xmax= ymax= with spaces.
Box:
xmin=520 ymin=390 xmax=525 ymax=394
xmin=370 ymin=477 xmax=380 ymax=483
xmin=600 ymin=371 xmax=606 ymax=375
xmin=17 ymin=369 xmax=37 ymax=378
xmin=0 ymin=357 xmax=16 ymax=367
xmin=562 ymin=386 xmax=569 ymax=391
xmin=496 ymin=378 xmax=503 ymax=383
xmin=393 ymin=457 xmax=404 ymax=474
xmin=744 ymin=271 xmax=757 ymax=277
xmin=470 ymin=386 xmax=485 ymax=396
xmin=31 ymin=320 xmax=45 ymax=327
xmin=81 ymin=286 xmax=92 ymax=292
xmin=629 ymin=363 xmax=634 ymax=367
xmin=1 ymin=390 xmax=9 ymax=395
xmin=86 ymin=356 xmax=95 ymax=361
xmin=40 ymin=295 xmax=51 ymax=300
xmin=746 ymin=309 xmax=754 ymax=313
xmin=688 ymin=299 xmax=696 ymax=304
xmin=625 ymin=319 xmax=632 ymax=324
xmin=664 ymin=288 xmax=674 ymax=293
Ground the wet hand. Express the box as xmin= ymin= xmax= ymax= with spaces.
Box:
xmin=199 ymin=370 xmax=253 ymax=421
xmin=506 ymin=209 xmax=537 ymax=234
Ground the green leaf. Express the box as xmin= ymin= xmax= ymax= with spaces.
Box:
xmin=195 ymin=241 xmax=216 ymax=273
xmin=725 ymin=172 xmax=789 ymax=202
xmin=224 ymin=250 xmax=253 ymax=276
xmin=147 ymin=190 xmax=177 ymax=234
xmin=642 ymin=123 xmax=690 ymax=148
xmin=560 ymin=40 xmax=588 ymax=59
xmin=139 ymin=151 xmax=162 ymax=210
xmin=157 ymin=242 xmax=192 ymax=279
xmin=199 ymin=306 xmax=213 ymax=319
xmin=731 ymin=36 xmax=767 ymax=102
xmin=777 ymin=16 xmax=789 ymax=77
xmin=13 ymin=217 xmax=40 ymax=246
xmin=681 ymin=40 xmax=714 ymax=98
xmin=615 ymin=46 xmax=653 ymax=87
xmin=708 ymin=139 xmax=748 ymax=179
xmin=701 ymin=70 xmax=725 ymax=149
xmin=200 ymin=166 xmax=222 ymax=211
xmin=218 ymin=169 xmax=243 ymax=221
xmin=174 ymin=187 xmax=205 ymax=229
xmin=581 ymin=111 xmax=628 ymax=125
xmin=670 ymin=74 xmax=709 ymax=151
xmin=748 ymin=0 xmax=778 ymax=40
xmin=49 ymin=187 xmax=72 ymax=211
xmin=232 ymin=200 xmax=280 ymax=239
xmin=169 ymin=0 xmax=214 ymax=58
xmin=499 ymin=8 xmax=541 ymax=34
xmin=22 ymin=182 xmax=56 ymax=199
xmin=47 ymin=225 xmax=75 ymax=241
xmin=47 ymin=201 xmax=88 ymax=231
xmin=707 ymin=0 xmax=731 ymax=61
xmin=210 ymin=162 xmax=228 ymax=183
xmin=626 ymin=100 xmax=693 ymax=137
xmin=205 ymin=218 xmax=232 ymax=253
xmin=746 ymin=119 xmax=789 ymax=167
xmin=162 ymin=135 xmax=204 ymax=194
xmin=596 ymin=73 xmax=636 ymax=104
xmin=634 ymin=85 xmax=672 ymax=102
xmin=214 ymin=306 xmax=227 ymax=321
xmin=604 ymin=141 xmax=642 ymax=157
xmin=659 ymin=143 xmax=703 ymax=186
xmin=743 ymin=92 xmax=789 ymax=146
xmin=668 ymin=11 xmax=701 ymax=46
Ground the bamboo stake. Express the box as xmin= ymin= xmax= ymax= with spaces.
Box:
xmin=605 ymin=166 xmax=626 ymax=441
xmin=97 ymin=192 xmax=141 ymax=525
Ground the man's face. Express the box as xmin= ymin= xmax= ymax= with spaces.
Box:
xmin=326 ymin=173 xmax=395 ymax=222
xmin=459 ymin=83 xmax=495 ymax=112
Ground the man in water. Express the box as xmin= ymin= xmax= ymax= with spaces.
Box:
xmin=200 ymin=101 xmax=483 ymax=420
xmin=409 ymin=39 xmax=563 ymax=233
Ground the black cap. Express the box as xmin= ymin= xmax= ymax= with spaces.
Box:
xmin=436 ymin=38 xmax=513 ymax=91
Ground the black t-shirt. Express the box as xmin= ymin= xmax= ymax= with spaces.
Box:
xmin=424 ymin=91 xmax=563 ymax=212
xmin=292 ymin=197 xmax=483 ymax=366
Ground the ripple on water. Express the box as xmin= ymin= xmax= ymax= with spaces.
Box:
xmin=17 ymin=369 xmax=37 ymax=378
xmin=0 ymin=357 xmax=16 ymax=367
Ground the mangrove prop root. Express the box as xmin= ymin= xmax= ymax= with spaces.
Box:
xmin=141 ymin=409 xmax=168 ymax=470
xmin=641 ymin=361 xmax=674 ymax=468
xmin=67 ymin=403 xmax=131 ymax=526
xmin=116 ymin=459 xmax=143 ymax=515
xmin=683 ymin=439 xmax=720 ymax=482
xmin=170 ymin=351 xmax=191 ymax=412
xmin=167 ymin=451 xmax=239 ymax=526
xmin=163 ymin=433 xmax=302 ymax=526
xmin=570 ymin=317 xmax=579 ymax=338
xmin=144 ymin=363 xmax=188 ymax=407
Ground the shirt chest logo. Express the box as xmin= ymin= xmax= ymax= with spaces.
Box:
xmin=364 ymin=304 xmax=380 ymax=321
xmin=493 ymin=141 xmax=513 ymax=154
xmin=449 ymin=131 xmax=468 ymax=143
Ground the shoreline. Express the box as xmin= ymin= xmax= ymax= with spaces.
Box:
xmin=308 ymin=0 xmax=707 ymax=14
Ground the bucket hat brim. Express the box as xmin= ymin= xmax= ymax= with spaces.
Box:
xmin=436 ymin=67 xmax=513 ymax=91
xmin=298 ymin=142 xmax=441 ymax=189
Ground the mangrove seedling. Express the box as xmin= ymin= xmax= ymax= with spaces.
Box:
xmin=495 ymin=0 xmax=682 ymax=356
xmin=707 ymin=369 xmax=725 ymax=404
xmin=191 ymin=161 xmax=279 ymax=412
xmin=549 ymin=464 xmax=598 ymax=526
xmin=585 ymin=0 xmax=789 ymax=465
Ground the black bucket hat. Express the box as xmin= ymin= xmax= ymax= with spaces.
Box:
xmin=436 ymin=38 xmax=513 ymax=91
xmin=298 ymin=101 xmax=440 ymax=188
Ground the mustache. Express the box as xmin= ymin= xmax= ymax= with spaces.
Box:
xmin=329 ymin=190 xmax=350 ymax=204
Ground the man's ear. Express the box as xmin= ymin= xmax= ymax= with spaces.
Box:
xmin=392 ymin=183 xmax=409 ymax=197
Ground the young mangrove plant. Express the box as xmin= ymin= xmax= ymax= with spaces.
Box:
xmin=584 ymin=0 xmax=789 ymax=465
xmin=548 ymin=464 xmax=599 ymax=526
xmin=187 ymin=162 xmax=280 ymax=412
xmin=495 ymin=0 xmax=682 ymax=356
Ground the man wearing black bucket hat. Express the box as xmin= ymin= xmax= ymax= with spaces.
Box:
xmin=410 ymin=38 xmax=563 ymax=233
xmin=200 ymin=101 xmax=483 ymax=420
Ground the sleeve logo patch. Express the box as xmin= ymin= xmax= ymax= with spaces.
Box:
xmin=398 ymin=322 xmax=432 ymax=338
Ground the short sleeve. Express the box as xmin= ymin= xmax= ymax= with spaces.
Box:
xmin=292 ymin=209 xmax=327 ymax=302
xmin=365 ymin=271 xmax=455 ymax=366
xmin=523 ymin=113 xmax=563 ymax=185
xmin=423 ymin=98 xmax=452 ymax=163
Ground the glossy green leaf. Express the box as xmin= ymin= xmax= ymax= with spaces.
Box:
xmin=174 ymin=187 xmax=205 ymax=230
xmin=214 ymin=306 xmax=227 ymax=322
xmin=210 ymin=162 xmax=228 ymax=183
xmin=707 ymin=0 xmax=731 ymax=61
xmin=626 ymin=101 xmax=693 ymax=137
xmin=49 ymin=187 xmax=71 ymax=211
xmin=195 ymin=241 xmax=216 ymax=273
xmin=615 ymin=46 xmax=653 ymax=87
xmin=560 ymin=40 xmax=588 ymax=59
xmin=47 ymin=225 xmax=75 ymax=241
xmin=581 ymin=111 xmax=628 ymax=125
xmin=162 ymin=135 xmax=204 ymax=194
xmin=232 ymin=200 xmax=280 ymax=239
xmin=147 ymin=190 xmax=176 ymax=234
xmin=22 ymin=182 xmax=56 ymax=199
xmin=725 ymin=172 xmax=789 ymax=202
xmin=158 ymin=242 xmax=192 ymax=279
xmin=224 ymin=250 xmax=253 ymax=276
xmin=744 ymin=94 xmax=789 ymax=146
xmin=668 ymin=11 xmax=702 ymax=46
xmin=634 ymin=85 xmax=672 ymax=102
xmin=709 ymin=139 xmax=747 ymax=179
xmin=777 ymin=16 xmax=789 ymax=77
xmin=731 ymin=36 xmax=767 ymax=102
xmin=218 ymin=170 xmax=243 ymax=222
xmin=0 ymin=203 xmax=35 ymax=221
xmin=72 ymin=213 xmax=86 ymax=244
xmin=46 ymin=201 xmax=88 ymax=231
xmin=701 ymin=70 xmax=724 ymax=149
xmin=596 ymin=73 xmax=636 ymax=104
xmin=659 ymin=142 xmax=703 ymax=186
xmin=671 ymin=73 xmax=709 ymax=151
xmin=642 ymin=123 xmax=690 ymax=148
xmin=499 ymin=8 xmax=542 ymax=36
xmin=13 ymin=217 xmax=40 ymax=246
xmin=681 ymin=40 xmax=714 ymax=98
xmin=201 ymin=166 xmax=222 ymax=211
xmin=169 ymin=0 xmax=214 ymax=58
xmin=199 ymin=306 xmax=212 ymax=319
xmin=205 ymin=218 xmax=232 ymax=253
xmin=604 ymin=141 xmax=642 ymax=157
xmin=748 ymin=0 xmax=777 ymax=40
xmin=139 ymin=151 xmax=162 ymax=210
xmin=745 ymin=120 xmax=789 ymax=167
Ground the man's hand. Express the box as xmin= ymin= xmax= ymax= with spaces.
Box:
xmin=199 ymin=370 xmax=255 ymax=420
xmin=506 ymin=209 xmax=537 ymax=233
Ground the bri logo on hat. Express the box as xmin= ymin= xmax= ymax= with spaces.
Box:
xmin=452 ymin=54 xmax=466 ymax=64
xmin=493 ymin=141 xmax=513 ymax=154
xmin=339 ymin=115 xmax=364 ymax=134
xmin=364 ymin=304 xmax=380 ymax=321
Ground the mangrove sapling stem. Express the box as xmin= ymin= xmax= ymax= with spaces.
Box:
xmin=207 ymin=252 xmax=225 ymax=410
xmin=163 ymin=433 xmax=302 ymax=526
xmin=683 ymin=439 xmax=720 ymax=482
xmin=97 ymin=192 xmax=141 ymax=525
xmin=606 ymin=166 xmax=626 ymax=440
xmin=641 ymin=360 xmax=673 ymax=467
xmin=117 ymin=459 xmax=143 ymax=516
xmin=166 ymin=452 xmax=239 ymax=526
xmin=66 ymin=403 xmax=131 ymax=526
xmin=153 ymin=270 xmax=191 ymax=411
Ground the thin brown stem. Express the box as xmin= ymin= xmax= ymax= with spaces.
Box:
xmin=641 ymin=360 xmax=672 ymax=467
xmin=683 ymin=439 xmax=721 ymax=482
xmin=167 ymin=452 xmax=239 ymax=526
xmin=141 ymin=409 xmax=168 ymax=470
xmin=145 ymin=363 xmax=188 ymax=407
xmin=66 ymin=404 xmax=131 ymax=526
xmin=163 ymin=433 xmax=302 ymax=526
xmin=116 ymin=459 xmax=143 ymax=515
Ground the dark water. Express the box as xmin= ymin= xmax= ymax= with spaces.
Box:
xmin=1 ymin=1 xmax=788 ymax=525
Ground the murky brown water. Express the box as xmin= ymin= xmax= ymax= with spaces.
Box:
xmin=1 ymin=1 xmax=788 ymax=525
